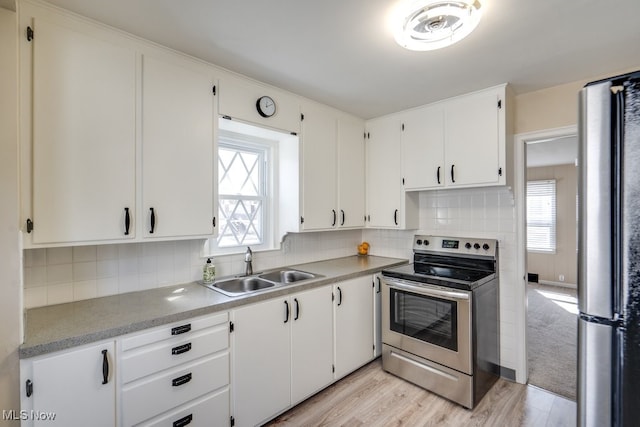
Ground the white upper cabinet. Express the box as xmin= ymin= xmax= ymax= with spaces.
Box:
xmin=401 ymin=104 xmax=445 ymax=190
xmin=365 ymin=116 xmax=418 ymax=229
xmin=218 ymin=73 xmax=301 ymax=134
xmin=141 ymin=53 xmax=216 ymax=239
xmin=337 ymin=114 xmax=366 ymax=228
xmin=300 ymin=101 xmax=365 ymax=231
xmin=444 ymin=86 xmax=506 ymax=187
xmin=28 ymin=15 xmax=137 ymax=244
xmin=399 ymin=84 xmax=511 ymax=192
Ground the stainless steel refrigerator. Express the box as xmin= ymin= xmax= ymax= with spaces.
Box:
xmin=578 ymin=70 xmax=640 ymax=427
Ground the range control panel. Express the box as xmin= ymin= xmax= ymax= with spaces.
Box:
xmin=413 ymin=235 xmax=498 ymax=258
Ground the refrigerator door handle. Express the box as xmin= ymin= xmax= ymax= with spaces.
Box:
xmin=578 ymin=82 xmax=614 ymax=319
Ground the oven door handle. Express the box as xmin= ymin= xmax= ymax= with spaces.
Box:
xmin=385 ymin=279 xmax=470 ymax=300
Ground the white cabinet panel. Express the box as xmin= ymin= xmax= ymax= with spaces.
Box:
xmin=22 ymin=341 xmax=115 ymax=427
xmin=334 ymin=276 xmax=374 ymax=379
xmin=401 ymin=104 xmax=445 ymax=190
xmin=141 ymin=54 xmax=216 ymax=238
xmin=31 ymin=17 xmax=136 ymax=244
xmin=301 ymin=104 xmax=338 ymax=230
xmin=232 ymin=298 xmax=291 ymax=427
xmin=445 ymin=89 xmax=502 ymax=187
xmin=337 ymin=115 xmax=366 ymax=228
xmin=291 ymin=286 xmax=334 ymax=404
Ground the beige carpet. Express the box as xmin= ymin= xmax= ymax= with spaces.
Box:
xmin=527 ymin=282 xmax=578 ymax=400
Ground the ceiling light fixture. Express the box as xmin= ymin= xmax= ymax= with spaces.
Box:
xmin=394 ymin=0 xmax=483 ymax=51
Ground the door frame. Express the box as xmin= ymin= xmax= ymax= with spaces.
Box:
xmin=513 ymin=125 xmax=577 ymax=384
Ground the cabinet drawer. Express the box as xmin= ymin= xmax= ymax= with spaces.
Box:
xmin=121 ymin=312 xmax=228 ymax=352
xmin=121 ymin=324 xmax=228 ymax=384
xmin=137 ymin=388 xmax=229 ymax=427
xmin=122 ymin=352 xmax=229 ymax=426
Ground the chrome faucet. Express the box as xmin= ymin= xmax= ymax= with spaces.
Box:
xmin=244 ymin=246 xmax=253 ymax=276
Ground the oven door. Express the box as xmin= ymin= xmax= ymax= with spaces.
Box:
xmin=382 ymin=277 xmax=472 ymax=374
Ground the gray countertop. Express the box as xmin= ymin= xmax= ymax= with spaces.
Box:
xmin=21 ymin=255 xmax=407 ymax=358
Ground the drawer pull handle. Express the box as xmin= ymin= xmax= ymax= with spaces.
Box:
xmin=101 ymin=349 xmax=109 ymax=385
xmin=173 ymin=414 xmax=193 ymax=427
xmin=172 ymin=373 xmax=192 ymax=387
xmin=171 ymin=324 xmax=191 ymax=336
xmin=172 ymin=343 xmax=192 ymax=355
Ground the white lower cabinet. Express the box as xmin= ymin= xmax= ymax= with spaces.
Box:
xmin=334 ymin=276 xmax=375 ymax=379
xmin=231 ymin=285 xmax=334 ymax=426
xmin=119 ymin=312 xmax=230 ymax=427
xmin=20 ymin=340 xmax=116 ymax=427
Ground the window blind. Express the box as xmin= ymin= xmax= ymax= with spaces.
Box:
xmin=527 ymin=179 xmax=557 ymax=253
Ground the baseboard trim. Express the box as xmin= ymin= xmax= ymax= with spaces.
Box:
xmin=500 ymin=366 xmax=516 ymax=381
xmin=537 ymin=280 xmax=577 ymax=289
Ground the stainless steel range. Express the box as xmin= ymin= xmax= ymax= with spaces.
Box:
xmin=381 ymin=235 xmax=500 ymax=409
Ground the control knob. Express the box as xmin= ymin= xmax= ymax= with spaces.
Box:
xmin=473 ymin=243 xmax=480 ymax=250
xmin=416 ymin=239 xmax=422 ymax=245
xmin=465 ymin=242 xmax=472 ymax=249
xmin=423 ymin=240 xmax=429 ymax=246
xmin=483 ymin=243 xmax=490 ymax=250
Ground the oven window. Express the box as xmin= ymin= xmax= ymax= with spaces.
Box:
xmin=390 ymin=288 xmax=458 ymax=351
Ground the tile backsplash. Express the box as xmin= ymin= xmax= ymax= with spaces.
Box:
xmin=23 ymin=187 xmax=518 ymax=310
xmin=23 ymin=230 xmax=364 ymax=308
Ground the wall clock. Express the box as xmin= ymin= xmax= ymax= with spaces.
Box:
xmin=256 ymin=95 xmax=276 ymax=118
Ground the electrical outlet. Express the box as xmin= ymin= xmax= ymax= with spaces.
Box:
xmin=559 ymin=274 xmax=565 ymax=282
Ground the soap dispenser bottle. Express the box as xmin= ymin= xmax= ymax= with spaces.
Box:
xmin=203 ymin=258 xmax=215 ymax=284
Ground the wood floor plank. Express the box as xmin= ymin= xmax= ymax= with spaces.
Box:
xmin=266 ymin=359 xmax=577 ymax=426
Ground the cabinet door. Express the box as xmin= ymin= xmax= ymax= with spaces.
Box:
xmin=337 ymin=115 xmax=366 ymax=228
xmin=29 ymin=342 xmax=115 ymax=427
xmin=365 ymin=117 xmax=402 ymax=228
xmin=31 ymin=18 xmax=136 ymax=244
xmin=141 ymin=54 xmax=215 ymax=238
xmin=291 ymin=286 xmax=334 ymax=404
xmin=232 ymin=298 xmax=291 ymax=427
xmin=401 ymin=105 xmax=445 ymax=190
xmin=301 ymin=104 xmax=338 ymax=230
xmin=445 ymin=90 xmax=501 ymax=187
xmin=334 ymin=276 xmax=374 ymax=379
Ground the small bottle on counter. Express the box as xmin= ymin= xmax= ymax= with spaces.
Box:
xmin=203 ymin=258 xmax=215 ymax=284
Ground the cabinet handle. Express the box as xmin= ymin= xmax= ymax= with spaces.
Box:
xmin=149 ymin=207 xmax=156 ymax=234
xmin=124 ymin=207 xmax=130 ymax=235
xmin=171 ymin=324 xmax=192 ymax=335
xmin=437 ymin=167 xmax=441 ymax=185
xmin=451 ymin=165 xmax=456 ymax=183
xmin=394 ymin=209 xmax=398 ymax=226
xmin=341 ymin=210 xmax=345 ymax=226
xmin=172 ymin=373 xmax=192 ymax=387
xmin=284 ymin=300 xmax=290 ymax=323
xmin=337 ymin=286 xmax=343 ymax=306
xmin=294 ymin=298 xmax=300 ymax=320
xmin=332 ymin=209 xmax=337 ymax=227
xmin=101 ymin=349 xmax=109 ymax=385
xmin=376 ymin=276 xmax=381 ymax=294
xmin=172 ymin=343 xmax=192 ymax=355
xmin=173 ymin=414 xmax=193 ymax=427
xmin=26 ymin=379 xmax=33 ymax=398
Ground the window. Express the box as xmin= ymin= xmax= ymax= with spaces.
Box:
xmin=527 ymin=179 xmax=557 ymax=253
xmin=217 ymin=139 xmax=269 ymax=248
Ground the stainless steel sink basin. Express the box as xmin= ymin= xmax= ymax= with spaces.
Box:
xmin=258 ymin=269 xmax=317 ymax=283
xmin=207 ymin=277 xmax=275 ymax=297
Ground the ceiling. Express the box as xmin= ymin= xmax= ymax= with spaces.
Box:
xmin=526 ymin=136 xmax=577 ymax=168
xmin=41 ymin=0 xmax=640 ymax=119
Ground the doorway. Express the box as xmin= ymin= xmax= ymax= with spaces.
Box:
xmin=525 ymin=135 xmax=578 ymax=399
xmin=514 ymin=126 xmax=577 ymax=399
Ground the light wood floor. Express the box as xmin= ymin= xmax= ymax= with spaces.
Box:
xmin=266 ymin=359 xmax=576 ymax=426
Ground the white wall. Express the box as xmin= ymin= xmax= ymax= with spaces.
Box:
xmin=23 ymin=230 xmax=364 ymax=308
xmin=0 ymin=6 xmax=22 ymax=422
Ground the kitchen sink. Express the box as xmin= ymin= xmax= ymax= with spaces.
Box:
xmin=206 ymin=277 xmax=275 ymax=297
xmin=258 ymin=269 xmax=318 ymax=283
